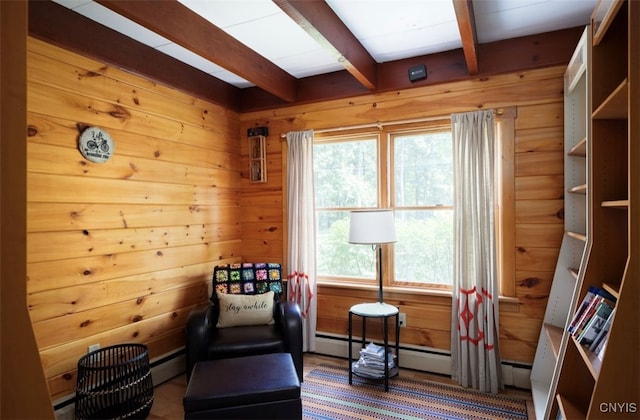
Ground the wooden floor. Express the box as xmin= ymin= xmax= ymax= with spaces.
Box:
xmin=148 ymin=353 xmax=535 ymax=419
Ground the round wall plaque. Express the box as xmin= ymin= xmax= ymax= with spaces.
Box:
xmin=79 ymin=126 xmax=114 ymax=163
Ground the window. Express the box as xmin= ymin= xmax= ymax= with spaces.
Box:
xmin=313 ymin=122 xmax=454 ymax=289
xmin=392 ymin=130 xmax=453 ymax=287
xmin=312 ymin=112 xmax=514 ymax=296
xmin=314 ymin=136 xmax=379 ymax=281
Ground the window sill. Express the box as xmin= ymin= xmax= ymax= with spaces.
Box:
xmin=317 ymin=280 xmax=521 ymax=311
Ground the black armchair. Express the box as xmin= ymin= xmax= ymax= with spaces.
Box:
xmin=185 ymin=263 xmax=303 ymax=383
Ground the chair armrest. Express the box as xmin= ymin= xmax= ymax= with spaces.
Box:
xmin=278 ymin=301 xmax=303 ymax=382
xmin=185 ymin=305 xmax=215 ymax=381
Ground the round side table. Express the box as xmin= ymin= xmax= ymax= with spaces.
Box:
xmin=348 ymin=302 xmax=400 ymax=391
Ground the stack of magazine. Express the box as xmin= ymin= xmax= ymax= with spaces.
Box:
xmin=351 ymin=342 xmax=396 ymax=379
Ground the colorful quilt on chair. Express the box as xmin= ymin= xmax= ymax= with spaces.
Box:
xmin=212 ymin=263 xmax=283 ymax=299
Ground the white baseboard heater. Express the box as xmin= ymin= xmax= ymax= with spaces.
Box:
xmin=314 ymin=333 xmax=532 ymax=390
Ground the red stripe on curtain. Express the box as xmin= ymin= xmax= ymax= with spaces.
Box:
xmin=287 ymin=271 xmax=314 ymax=319
xmin=457 ymin=286 xmax=496 ymax=350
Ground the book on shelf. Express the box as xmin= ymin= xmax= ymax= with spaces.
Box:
xmin=568 ymin=285 xmax=616 ymax=336
xmin=590 ymin=307 xmax=616 ymax=355
xmin=573 ymin=296 xmax=615 ymax=339
xmin=576 ymin=300 xmax=614 ymax=346
xmin=595 ymin=335 xmax=609 ymax=361
xmin=568 ymin=286 xmax=599 ymax=334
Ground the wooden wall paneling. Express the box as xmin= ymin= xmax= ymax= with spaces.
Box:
xmin=515 ymin=151 xmax=564 ymax=177
xmin=515 ymin=270 xmax=555 ymax=297
xmin=28 ymin=173 xmax=238 ymax=206
xmin=257 ymin=77 xmax=563 ymax=135
xmin=515 ymin=224 xmax=564 ymax=248
xmin=515 ymin=126 xmax=564 ymax=153
xmin=27 ymin=86 xmax=230 ymax=151
xmin=27 ymin=241 xmax=241 ymax=293
xmin=241 ymin=239 xmax=285 ymax=263
xmin=241 ymin=66 xmax=566 ymax=123
xmin=39 ymin=305 xmax=195 ymax=380
xmin=27 ymin=37 xmax=209 ymax=109
xmin=240 ymin=203 xmax=284 ymax=225
xmin=515 ymin=247 xmax=560 ymax=272
xmin=27 ymin=48 xmax=235 ymax=138
xmin=497 ymin=111 xmax=517 ymax=297
xmin=27 ymin=37 xmax=241 ymax=401
xmin=239 ymin=133 xmax=285 ymax=262
xmin=46 ymin=328 xmax=186 ymax=400
xmin=240 ymin=222 xmax=284 ymax=241
xmin=515 ymin=199 xmax=565 ymax=224
xmin=499 ymin=313 xmax=545 ymax=344
xmin=28 ymin=262 xmax=214 ymax=323
xmin=33 ymin=283 xmax=207 ymax=349
xmin=27 ymin=141 xmax=238 ymax=188
xmin=513 ymin=101 xmax=565 ymax=352
xmin=500 ymin=339 xmax=537 ymax=362
xmin=45 ymin=327 xmax=186 ymax=400
xmin=241 ymin=67 xmax=566 ymax=366
xmin=28 ymin=90 xmax=237 ymax=166
xmin=514 ymin=296 xmax=550 ymax=320
xmin=28 ymin=115 xmax=238 ymax=171
xmin=515 ymin=175 xmax=565 ymax=200
xmin=515 ymin=102 xmax=564 ymax=130
xmin=239 ymin=183 xmax=284 ymax=206
xmin=27 ymin=203 xmax=240 ymax=233
xmin=27 ymin=223 xmax=239 ymax=263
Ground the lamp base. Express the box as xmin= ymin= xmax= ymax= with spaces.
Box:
xmin=377 ymin=245 xmax=384 ymax=303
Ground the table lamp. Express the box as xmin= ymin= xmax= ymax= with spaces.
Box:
xmin=348 ymin=209 xmax=397 ymax=303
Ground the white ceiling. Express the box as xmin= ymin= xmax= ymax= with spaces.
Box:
xmin=53 ymin=0 xmax=597 ymax=89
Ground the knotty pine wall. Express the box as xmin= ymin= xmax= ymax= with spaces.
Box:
xmin=26 ymin=35 xmax=565 ymax=402
xmin=240 ymin=66 xmax=566 ymax=365
xmin=26 ymin=37 xmax=241 ymax=401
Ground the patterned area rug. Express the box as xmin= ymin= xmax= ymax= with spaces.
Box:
xmin=302 ymin=364 xmax=528 ymax=420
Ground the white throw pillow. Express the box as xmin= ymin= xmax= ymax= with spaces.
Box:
xmin=216 ymin=291 xmax=275 ymax=328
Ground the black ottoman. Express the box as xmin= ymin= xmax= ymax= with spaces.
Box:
xmin=183 ymin=353 xmax=302 ymax=419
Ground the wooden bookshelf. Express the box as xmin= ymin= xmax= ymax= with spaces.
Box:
xmin=592 ymin=0 xmax=624 ymax=45
xmin=557 ymin=394 xmax=588 ymax=420
xmin=548 ymin=1 xmax=639 ymax=418
xmin=529 ymin=26 xmax=592 ymax=420
xmin=572 ymin=337 xmax=602 ymax=379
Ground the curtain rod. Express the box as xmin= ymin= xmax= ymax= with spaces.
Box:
xmin=279 ymin=108 xmax=507 ymax=138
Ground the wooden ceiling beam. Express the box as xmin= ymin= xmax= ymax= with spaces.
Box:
xmin=241 ymin=26 xmax=583 ymax=112
xmin=29 ymin=2 xmax=582 ymax=114
xmin=96 ymin=0 xmax=298 ymax=103
xmin=274 ymin=0 xmax=378 ymax=90
xmin=28 ymin=0 xmax=239 ymax=110
xmin=452 ymin=0 xmax=479 ymax=75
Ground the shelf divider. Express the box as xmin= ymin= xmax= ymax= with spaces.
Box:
xmin=568 ymin=137 xmax=587 ymax=157
xmin=593 ymin=79 xmax=628 ymax=119
xmin=544 ymin=324 xmax=564 ymax=358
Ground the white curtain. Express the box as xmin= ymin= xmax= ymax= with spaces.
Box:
xmin=286 ymin=130 xmax=317 ymax=352
xmin=450 ymin=110 xmax=503 ymax=394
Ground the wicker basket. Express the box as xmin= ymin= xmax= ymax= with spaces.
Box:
xmin=75 ymin=344 xmax=154 ymax=419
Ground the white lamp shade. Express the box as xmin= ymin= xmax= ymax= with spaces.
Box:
xmin=348 ymin=209 xmax=397 ymax=244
